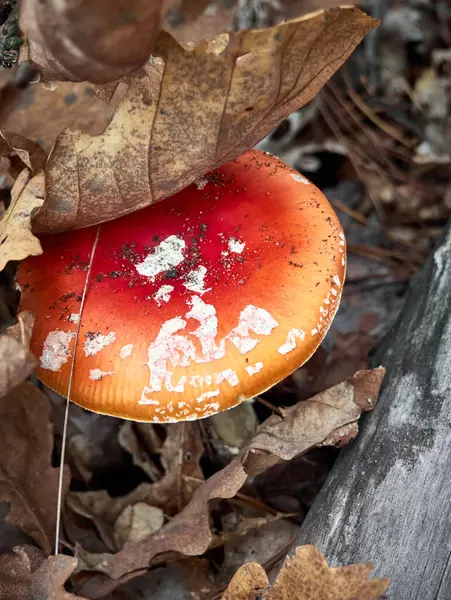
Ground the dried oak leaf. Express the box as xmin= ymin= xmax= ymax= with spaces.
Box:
xmin=0 ymin=382 xmax=70 ymax=555
xmin=0 ymin=552 xmax=32 ymax=600
xmin=267 ymin=545 xmax=389 ymax=599
xmin=0 ymin=311 xmax=37 ymax=398
xmin=0 ymin=545 xmax=44 ymax=600
xmin=33 ymin=6 xmax=378 ymax=234
xmin=31 ymin=555 xmax=88 ymax=599
xmin=222 ymin=562 xmax=269 ymax=600
xmin=19 ymin=0 xmax=169 ymax=83
xmin=76 ymin=369 xmax=384 ymax=596
xmin=223 ymin=545 xmax=389 ymax=600
xmin=0 ymin=169 xmax=45 ymax=270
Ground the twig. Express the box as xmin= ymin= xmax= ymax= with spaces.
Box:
xmin=345 ymin=84 xmax=413 ymax=148
xmin=255 ymin=395 xmax=283 ymax=416
xmin=331 ymin=198 xmax=368 ymax=226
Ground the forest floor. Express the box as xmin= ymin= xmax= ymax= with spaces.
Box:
xmin=0 ymin=1 xmax=450 ymax=598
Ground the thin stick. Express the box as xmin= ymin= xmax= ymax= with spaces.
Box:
xmin=54 ymin=224 xmax=101 ymax=555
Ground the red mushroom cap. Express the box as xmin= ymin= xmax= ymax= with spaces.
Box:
xmin=18 ymin=150 xmax=346 ymax=422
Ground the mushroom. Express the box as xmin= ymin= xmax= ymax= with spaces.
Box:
xmin=18 ymin=150 xmax=346 ymax=422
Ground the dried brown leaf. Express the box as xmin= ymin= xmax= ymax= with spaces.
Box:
xmin=219 ymin=520 xmax=297 ymax=586
xmin=120 ymin=422 xmax=205 ymax=515
xmin=264 ymin=545 xmax=389 ymax=600
xmin=33 ymin=7 xmax=378 ymax=233
xmin=0 ymin=65 xmax=40 ymax=128
xmin=0 ymin=169 xmax=45 ymax=270
xmin=0 ymin=545 xmax=44 ymax=600
xmin=208 ymin=401 xmax=258 ymax=449
xmin=20 ymin=0 xmax=168 ymax=83
xmin=77 ymin=369 xmax=384 ymax=594
xmin=4 ymin=310 xmax=35 ymax=347
xmin=221 ymin=546 xmax=388 ymax=599
xmin=244 ymin=367 xmax=385 ymax=475
xmin=31 ymin=555 xmax=88 ymax=599
xmin=0 ymin=132 xmax=47 ymax=174
xmin=0 ymin=311 xmax=37 ymax=398
xmin=0 ymin=382 xmax=70 ymax=554
xmin=0 ymin=552 xmax=31 ymax=600
xmin=77 ymin=460 xmax=248 ymax=596
xmin=68 ymin=423 xmax=203 ymax=550
xmin=222 ymin=562 xmax=269 ymax=600
xmin=125 ymin=556 xmax=219 ymax=599
xmin=114 ymin=503 xmax=165 ymax=549
xmin=2 ymin=81 xmax=121 ymax=152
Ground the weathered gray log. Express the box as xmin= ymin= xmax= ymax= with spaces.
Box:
xmin=295 ymin=221 xmax=451 ymax=599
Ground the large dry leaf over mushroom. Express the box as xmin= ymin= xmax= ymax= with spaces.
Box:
xmin=222 ymin=545 xmax=389 ymax=600
xmin=75 ymin=368 xmax=384 ymax=596
xmin=33 ymin=6 xmax=378 ymax=233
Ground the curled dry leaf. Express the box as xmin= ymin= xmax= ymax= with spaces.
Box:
xmin=33 ymin=6 xmax=378 ymax=233
xmin=77 ymin=368 xmax=384 ymax=595
xmin=222 ymin=545 xmax=389 ymax=600
xmin=0 ymin=311 xmax=37 ymax=398
xmin=31 ymin=555 xmax=88 ymax=599
xmin=0 ymin=169 xmax=45 ymax=271
xmin=0 ymin=382 xmax=70 ymax=554
xmin=244 ymin=367 xmax=386 ymax=476
xmin=19 ymin=0 xmax=168 ymax=83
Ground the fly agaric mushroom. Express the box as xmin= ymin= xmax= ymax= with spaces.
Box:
xmin=18 ymin=150 xmax=346 ymax=422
